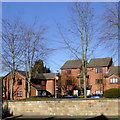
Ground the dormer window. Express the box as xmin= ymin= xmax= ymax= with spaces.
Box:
xmin=95 ymin=68 xmax=102 ymax=73
xmin=66 ymin=70 xmax=72 ymax=74
xmin=17 ymin=79 xmax=22 ymax=85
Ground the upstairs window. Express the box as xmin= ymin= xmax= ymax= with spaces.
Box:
xmin=95 ymin=68 xmax=102 ymax=73
xmin=66 ymin=70 xmax=72 ymax=74
xmin=110 ymin=78 xmax=118 ymax=83
xmin=95 ymin=79 xmax=103 ymax=84
xmin=17 ymin=91 xmax=22 ymax=97
xmin=17 ymin=79 xmax=22 ymax=85
xmin=66 ymin=80 xmax=72 ymax=85
xmin=80 ymin=80 xmax=84 ymax=84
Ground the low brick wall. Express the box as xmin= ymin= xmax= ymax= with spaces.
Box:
xmin=3 ymin=99 xmax=119 ymax=116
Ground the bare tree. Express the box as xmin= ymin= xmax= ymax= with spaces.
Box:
xmin=99 ymin=3 xmax=118 ymax=61
xmin=59 ymin=75 xmax=78 ymax=96
xmin=2 ymin=18 xmax=24 ymax=100
xmin=21 ymin=22 xmax=48 ymax=98
xmin=58 ymin=3 xmax=96 ymax=98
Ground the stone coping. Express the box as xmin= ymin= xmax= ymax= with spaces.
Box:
xmin=3 ymin=98 xmax=119 ymax=102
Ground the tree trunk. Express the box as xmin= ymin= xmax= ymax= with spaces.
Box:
xmin=10 ymin=34 xmax=15 ymax=100
xmin=10 ymin=71 xmax=15 ymax=100
xmin=10 ymin=77 xmax=13 ymax=100
xmin=83 ymin=65 xmax=87 ymax=99
xmin=27 ymin=72 xmax=31 ymax=98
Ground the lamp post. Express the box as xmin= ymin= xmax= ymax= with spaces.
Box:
xmin=55 ymin=72 xmax=59 ymax=98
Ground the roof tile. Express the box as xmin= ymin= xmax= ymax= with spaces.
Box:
xmin=61 ymin=60 xmax=82 ymax=69
xmin=87 ymin=57 xmax=112 ymax=67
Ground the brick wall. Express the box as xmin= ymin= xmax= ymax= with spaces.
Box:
xmin=30 ymin=87 xmax=36 ymax=96
xmin=3 ymin=72 xmax=26 ymax=100
xmin=3 ymin=99 xmax=119 ymax=116
xmin=87 ymin=67 xmax=119 ymax=94
xmin=87 ymin=67 xmax=108 ymax=94
xmin=46 ymin=80 xmax=55 ymax=95
xmin=105 ymin=74 xmax=120 ymax=90
xmin=61 ymin=69 xmax=81 ymax=94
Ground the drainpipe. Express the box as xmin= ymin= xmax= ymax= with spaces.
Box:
xmin=55 ymin=71 xmax=59 ymax=98
xmin=55 ymin=73 xmax=57 ymax=98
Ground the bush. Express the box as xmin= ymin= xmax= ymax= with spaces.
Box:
xmin=103 ymin=88 xmax=120 ymax=98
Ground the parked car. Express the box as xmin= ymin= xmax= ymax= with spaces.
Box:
xmin=49 ymin=95 xmax=55 ymax=98
xmin=63 ymin=96 xmax=79 ymax=98
xmin=91 ymin=94 xmax=102 ymax=98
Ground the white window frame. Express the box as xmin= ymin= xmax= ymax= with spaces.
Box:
xmin=96 ymin=90 xmax=103 ymax=94
xmin=18 ymin=91 xmax=22 ymax=97
xmin=73 ymin=90 xmax=78 ymax=96
xmin=95 ymin=68 xmax=102 ymax=73
xmin=110 ymin=78 xmax=118 ymax=83
xmin=36 ymin=90 xmax=38 ymax=96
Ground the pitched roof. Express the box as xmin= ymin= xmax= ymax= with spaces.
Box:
xmin=32 ymin=85 xmax=46 ymax=90
xmin=61 ymin=60 xmax=82 ymax=69
xmin=87 ymin=57 xmax=112 ymax=68
xmin=105 ymin=66 xmax=120 ymax=77
xmin=33 ymin=73 xmax=56 ymax=80
xmin=17 ymin=71 xmax=56 ymax=80
xmin=17 ymin=71 xmax=27 ymax=77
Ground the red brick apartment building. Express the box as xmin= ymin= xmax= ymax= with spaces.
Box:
xmin=61 ymin=57 xmax=120 ymax=96
xmin=2 ymin=71 xmax=57 ymax=100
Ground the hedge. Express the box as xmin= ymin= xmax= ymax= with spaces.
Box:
xmin=103 ymin=88 xmax=120 ymax=98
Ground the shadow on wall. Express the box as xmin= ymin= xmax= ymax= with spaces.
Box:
xmin=2 ymin=102 xmax=13 ymax=119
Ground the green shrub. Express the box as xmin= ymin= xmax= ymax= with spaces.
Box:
xmin=103 ymin=88 xmax=120 ymax=98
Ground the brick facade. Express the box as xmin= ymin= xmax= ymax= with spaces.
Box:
xmin=61 ymin=58 xmax=119 ymax=95
xmin=46 ymin=80 xmax=55 ymax=95
xmin=3 ymin=72 xmax=26 ymax=100
xmin=105 ymin=74 xmax=120 ymax=90
xmin=3 ymin=72 xmax=56 ymax=100
xmin=87 ymin=67 xmax=107 ymax=94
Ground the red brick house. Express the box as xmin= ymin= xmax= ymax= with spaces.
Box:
xmin=87 ymin=57 xmax=114 ymax=94
xmin=61 ymin=57 xmax=119 ymax=96
xmin=104 ymin=66 xmax=120 ymax=90
xmin=61 ymin=60 xmax=86 ymax=96
xmin=2 ymin=71 xmax=57 ymax=100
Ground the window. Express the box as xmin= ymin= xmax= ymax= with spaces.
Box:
xmin=95 ymin=79 xmax=103 ymax=84
xmin=95 ymin=68 xmax=102 ymax=73
xmin=110 ymin=78 xmax=118 ymax=83
xmin=18 ymin=91 xmax=22 ymax=97
xmin=42 ymin=91 xmax=46 ymax=96
xmin=41 ymin=81 xmax=45 ymax=86
xmin=96 ymin=90 xmax=103 ymax=94
xmin=17 ymin=79 xmax=22 ymax=85
xmin=66 ymin=80 xmax=72 ymax=85
xmin=66 ymin=70 xmax=72 ymax=74
xmin=38 ymin=91 xmax=42 ymax=96
xmin=80 ymin=80 xmax=84 ymax=84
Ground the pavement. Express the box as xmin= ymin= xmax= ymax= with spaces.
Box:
xmin=3 ymin=115 xmax=119 ymax=120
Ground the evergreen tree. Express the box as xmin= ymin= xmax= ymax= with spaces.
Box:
xmin=32 ymin=60 xmax=51 ymax=74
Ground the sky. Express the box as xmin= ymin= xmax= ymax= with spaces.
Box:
xmin=1 ymin=2 xmax=118 ymax=75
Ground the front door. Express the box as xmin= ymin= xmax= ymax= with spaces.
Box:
xmin=73 ymin=90 xmax=78 ymax=96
